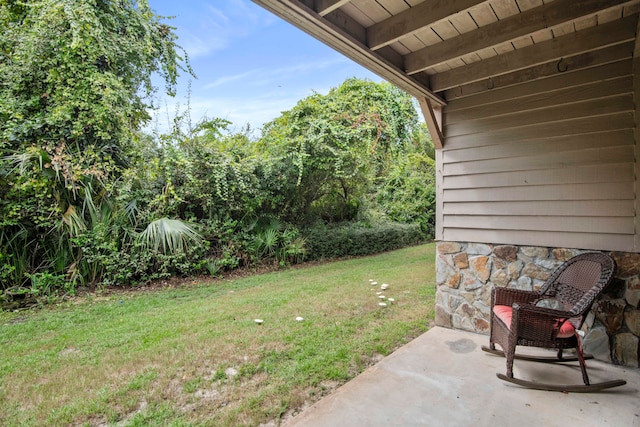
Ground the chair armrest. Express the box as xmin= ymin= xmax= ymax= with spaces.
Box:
xmin=492 ymin=287 xmax=538 ymax=308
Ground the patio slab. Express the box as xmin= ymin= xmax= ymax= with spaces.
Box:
xmin=284 ymin=327 xmax=640 ymax=427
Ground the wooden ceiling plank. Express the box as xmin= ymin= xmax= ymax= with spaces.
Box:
xmin=448 ymin=11 xmax=479 ymax=35
xmin=366 ymin=0 xmax=485 ymax=50
xmin=493 ymin=41 xmax=516 ymax=55
xmin=468 ymin=2 xmax=499 ymax=25
xmin=476 ymin=46 xmax=499 ymax=60
xmin=490 ymin=0 xmax=521 ymax=19
xmin=430 ymin=13 xmax=637 ymax=92
xmin=551 ymin=21 xmax=575 ymax=38
xmin=396 ymin=34 xmax=425 ymax=51
xmin=413 ymin=27 xmax=443 ymax=46
xmin=460 ymin=52 xmax=483 ymax=65
xmin=515 ymin=0 xmax=543 ymax=12
xmin=316 ymin=0 xmax=352 ymax=16
xmin=339 ymin=2 xmax=376 ymax=26
xmin=574 ymin=15 xmax=598 ymax=31
xmin=597 ymin=6 xmax=624 ymax=23
xmin=351 ymin=0 xmax=391 ymax=22
xmin=447 ymin=58 xmax=468 ymax=69
xmin=443 ymin=41 xmax=634 ymax=101
xmin=375 ymin=0 xmax=409 ymax=15
xmin=530 ymin=28 xmax=553 ymax=43
xmin=511 ymin=35 xmax=534 ymax=49
xmin=431 ymin=20 xmax=461 ymax=41
xmin=405 ymin=0 xmax=634 ymax=75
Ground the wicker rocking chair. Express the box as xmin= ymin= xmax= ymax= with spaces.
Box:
xmin=481 ymin=252 xmax=627 ymax=392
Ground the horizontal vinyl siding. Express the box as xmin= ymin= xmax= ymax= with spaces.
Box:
xmin=444 ymin=163 xmax=634 ymax=189
xmin=443 ymin=146 xmax=634 ymax=175
xmin=444 ymin=229 xmax=635 ymax=252
xmin=444 ymin=215 xmax=634 ymax=234
xmin=445 ymin=94 xmax=633 ymax=137
xmin=445 ymin=113 xmax=635 ymax=149
xmin=443 ymin=200 xmax=635 ymax=217
xmin=444 ymin=182 xmax=634 ymax=202
xmin=438 ymin=53 xmax=636 ymax=252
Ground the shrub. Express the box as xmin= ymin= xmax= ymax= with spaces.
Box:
xmin=302 ymin=222 xmax=424 ymax=260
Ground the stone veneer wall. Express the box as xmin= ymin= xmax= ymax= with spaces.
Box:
xmin=435 ymin=241 xmax=640 ymax=368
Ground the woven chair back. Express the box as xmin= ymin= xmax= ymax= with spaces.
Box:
xmin=538 ymin=253 xmax=615 ymax=316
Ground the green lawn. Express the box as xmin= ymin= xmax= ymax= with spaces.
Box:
xmin=0 ymin=243 xmax=436 ymax=426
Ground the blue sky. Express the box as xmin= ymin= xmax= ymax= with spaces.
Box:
xmin=147 ymin=0 xmax=382 ymax=133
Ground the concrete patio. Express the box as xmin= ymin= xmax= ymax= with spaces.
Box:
xmin=284 ymin=327 xmax=640 ymax=427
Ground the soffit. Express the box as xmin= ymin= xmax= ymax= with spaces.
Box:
xmin=252 ymin=0 xmax=640 ymax=106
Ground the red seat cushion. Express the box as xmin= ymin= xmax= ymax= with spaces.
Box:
xmin=493 ymin=305 xmax=575 ymax=338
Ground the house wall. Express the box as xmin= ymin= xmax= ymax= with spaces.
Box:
xmin=434 ymin=45 xmax=640 ymax=367
xmin=436 ymin=47 xmax=636 ymax=252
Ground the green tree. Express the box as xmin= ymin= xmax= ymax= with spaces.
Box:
xmin=0 ymin=0 xmax=191 ymax=290
xmin=376 ymin=151 xmax=436 ymax=238
xmin=259 ymin=78 xmax=422 ymax=225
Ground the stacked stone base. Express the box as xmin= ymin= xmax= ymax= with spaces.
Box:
xmin=436 ymin=241 xmax=640 ymax=368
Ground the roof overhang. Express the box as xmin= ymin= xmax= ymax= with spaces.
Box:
xmin=252 ymin=0 xmax=640 ymax=107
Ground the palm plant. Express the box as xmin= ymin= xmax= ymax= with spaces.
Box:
xmin=245 ymin=216 xmax=282 ymax=260
xmin=138 ymin=218 xmax=204 ymax=254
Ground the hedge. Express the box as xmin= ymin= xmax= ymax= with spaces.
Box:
xmin=303 ymin=222 xmax=425 ymax=261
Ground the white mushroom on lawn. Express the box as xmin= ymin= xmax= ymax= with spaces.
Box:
xmin=368 ymin=280 xmax=396 ymax=307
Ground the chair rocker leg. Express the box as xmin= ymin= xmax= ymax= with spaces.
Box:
xmin=496 ymin=373 xmax=626 ymax=393
xmin=493 ymin=334 xmax=626 ymax=392
xmin=481 ymin=345 xmax=593 ymax=363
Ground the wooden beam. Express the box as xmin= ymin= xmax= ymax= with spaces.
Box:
xmin=405 ymin=0 xmax=636 ymax=75
xmin=418 ymin=97 xmax=444 ymax=149
xmin=316 ymin=0 xmax=350 ymax=16
xmin=366 ymin=0 xmax=484 ymax=51
xmin=430 ymin=14 xmax=637 ymax=92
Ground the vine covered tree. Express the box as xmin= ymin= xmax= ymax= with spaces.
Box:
xmin=0 ymin=0 xmax=191 ymax=289
xmin=258 ymin=78 xmax=429 ymax=225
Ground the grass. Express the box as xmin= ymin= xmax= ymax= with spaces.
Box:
xmin=0 ymin=243 xmax=436 ymax=426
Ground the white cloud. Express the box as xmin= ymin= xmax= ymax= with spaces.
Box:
xmin=203 ymin=56 xmax=350 ymax=90
xmin=145 ymin=0 xmax=385 ymax=136
xmin=206 ymin=5 xmax=230 ymax=24
xmin=171 ymin=0 xmax=276 ymax=59
xmin=204 ymin=69 xmax=262 ymax=89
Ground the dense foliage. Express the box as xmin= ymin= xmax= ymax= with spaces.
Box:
xmin=0 ymin=0 xmax=191 ymax=297
xmin=259 ymin=78 xmax=420 ymax=224
xmin=0 ymin=1 xmax=436 ymax=304
xmin=303 ymin=222 xmax=424 ymax=260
